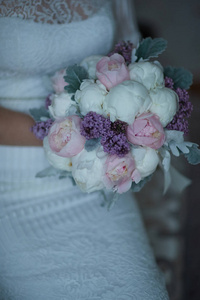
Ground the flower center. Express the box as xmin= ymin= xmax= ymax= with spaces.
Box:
xmin=152 ymin=131 xmax=161 ymax=138
xmin=54 ymin=121 xmax=72 ymax=150
xmin=137 ymin=121 xmax=157 ymax=137
xmin=108 ymin=162 xmax=128 ymax=181
xmin=108 ymin=61 xmax=119 ymax=71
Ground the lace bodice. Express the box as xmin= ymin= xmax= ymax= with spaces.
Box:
xmin=0 ymin=0 xmax=116 ymax=113
xmin=0 ymin=0 xmax=107 ymax=24
xmin=0 ymin=0 xmax=114 ymax=77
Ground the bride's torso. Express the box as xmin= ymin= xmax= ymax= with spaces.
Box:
xmin=0 ymin=0 xmax=115 ymax=112
xmin=0 ymin=3 xmax=170 ymax=299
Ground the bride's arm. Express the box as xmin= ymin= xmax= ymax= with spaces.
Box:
xmin=113 ymin=0 xmax=141 ymax=44
xmin=0 ymin=107 xmax=42 ymax=146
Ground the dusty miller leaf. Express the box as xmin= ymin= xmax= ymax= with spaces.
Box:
xmin=30 ymin=106 xmax=50 ymax=122
xmin=36 ymin=166 xmax=59 ymax=178
xmin=183 ymin=144 xmax=200 ymax=165
xmin=64 ymin=64 xmax=88 ymax=94
xmin=164 ymin=130 xmax=193 ymax=157
xmin=36 ymin=167 xmax=75 ymax=186
xmin=164 ymin=66 xmax=193 ymax=89
xmin=168 ymin=140 xmax=193 ymax=157
xmin=85 ymin=138 xmax=101 ymax=152
xmin=59 ymin=172 xmax=76 ymax=186
xmin=58 ymin=170 xmax=73 ymax=179
xmin=100 ymin=191 xmax=119 ymax=210
xmin=107 ymin=193 xmax=119 ymax=211
xmin=159 ymin=147 xmax=171 ymax=172
xmin=135 ymin=37 xmax=167 ymax=61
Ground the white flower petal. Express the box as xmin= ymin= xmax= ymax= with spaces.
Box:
xmin=80 ymin=55 xmax=103 ymax=79
xmin=129 ymin=61 xmax=164 ymax=91
xmin=75 ymin=79 xmax=107 ymax=116
xmin=71 ymin=148 xmax=106 ymax=193
xmin=48 ymin=92 xmax=73 ymax=119
xmin=103 ymin=80 xmax=152 ymax=124
xmin=131 ymin=146 xmax=159 ymax=178
xmin=43 ymin=137 xmax=72 ymax=171
xmin=149 ymin=88 xmax=178 ymax=127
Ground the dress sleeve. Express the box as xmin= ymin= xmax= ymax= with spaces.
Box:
xmin=112 ymin=0 xmax=141 ymax=45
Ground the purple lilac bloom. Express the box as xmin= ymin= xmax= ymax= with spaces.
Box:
xmin=108 ymin=41 xmax=134 ymax=65
xmin=101 ymin=120 xmax=129 ymax=156
xmin=101 ymin=132 xmax=130 ymax=157
xmin=165 ymin=77 xmax=193 ymax=135
xmin=81 ymin=112 xmax=130 ymax=157
xmin=164 ymin=77 xmax=174 ymax=89
xmin=31 ymin=119 xmax=53 ymax=140
xmin=110 ymin=119 xmax=127 ymax=134
xmin=80 ymin=111 xmax=111 ymax=140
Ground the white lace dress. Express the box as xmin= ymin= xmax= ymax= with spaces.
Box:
xmin=0 ymin=1 xmax=169 ymax=299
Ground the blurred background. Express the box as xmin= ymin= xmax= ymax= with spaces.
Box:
xmin=133 ymin=1 xmax=200 ymax=299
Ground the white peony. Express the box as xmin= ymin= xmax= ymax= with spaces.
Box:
xmin=149 ymin=87 xmax=179 ymax=127
xmin=71 ymin=148 xmax=106 ymax=193
xmin=131 ymin=146 xmax=159 ymax=178
xmin=103 ymin=80 xmax=152 ymax=124
xmin=80 ymin=55 xmax=103 ymax=79
xmin=48 ymin=92 xmax=74 ymax=119
xmin=128 ymin=61 xmax=164 ymax=91
xmin=43 ymin=137 xmax=72 ymax=171
xmin=75 ymin=79 xmax=107 ymax=116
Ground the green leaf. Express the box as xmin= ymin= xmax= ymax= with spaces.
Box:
xmin=131 ymin=175 xmax=153 ymax=192
xmin=164 ymin=66 xmax=193 ymax=89
xmin=71 ymin=178 xmax=76 ymax=186
xmin=71 ymin=94 xmax=75 ymax=101
xmin=29 ymin=106 xmax=50 ymax=122
xmin=58 ymin=170 xmax=73 ymax=179
xmin=36 ymin=166 xmax=59 ymax=178
xmin=135 ymin=37 xmax=167 ymax=61
xmin=85 ymin=138 xmax=101 ymax=152
xmin=36 ymin=167 xmax=74 ymax=183
xmin=184 ymin=144 xmax=200 ymax=165
xmin=100 ymin=190 xmax=119 ymax=210
xmin=107 ymin=193 xmax=119 ymax=211
xmin=64 ymin=64 xmax=88 ymax=94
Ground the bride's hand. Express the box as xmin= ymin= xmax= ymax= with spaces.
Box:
xmin=0 ymin=107 xmax=43 ymax=146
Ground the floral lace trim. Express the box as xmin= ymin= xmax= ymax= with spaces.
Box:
xmin=0 ymin=0 xmax=106 ymax=24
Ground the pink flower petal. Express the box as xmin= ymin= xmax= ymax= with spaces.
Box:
xmin=127 ymin=113 xmax=165 ymax=149
xmin=96 ymin=54 xmax=130 ymax=90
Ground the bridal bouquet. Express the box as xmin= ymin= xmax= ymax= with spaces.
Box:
xmin=31 ymin=38 xmax=200 ymax=203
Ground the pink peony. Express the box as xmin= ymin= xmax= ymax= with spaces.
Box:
xmin=51 ymin=69 xmax=68 ymax=94
xmin=103 ymin=154 xmax=141 ymax=194
xmin=127 ymin=113 xmax=165 ymax=149
xmin=96 ymin=53 xmax=130 ymax=90
xmin=48 ymin=116 xmax=86 ymax=157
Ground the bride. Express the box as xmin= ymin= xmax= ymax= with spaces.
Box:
xmin=0 ymin=1 xmax=169 ymax=299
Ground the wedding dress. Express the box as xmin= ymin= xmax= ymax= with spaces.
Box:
xmin=0 ymin=1 xmax=169 ymax=299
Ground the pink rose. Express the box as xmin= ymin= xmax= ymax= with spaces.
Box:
xmin=103 ymin=154 xmax=141 ymax=194
xmin=51 ymin=69 xmax=68 ymax=94
xmin=48 ymin=115 xmax=86 ymax=157
xmin=96 ymin=53 xmax=130 ymax=90
xmin=127 ymin=113 xmax=165 ymax=149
